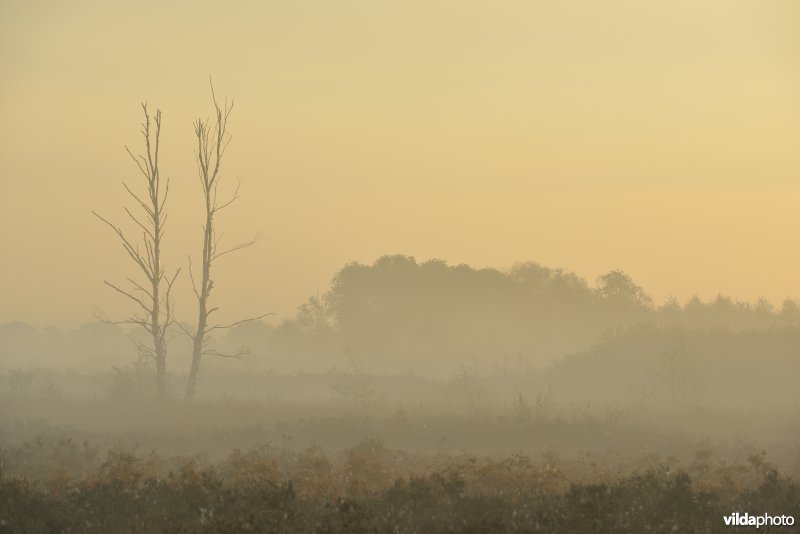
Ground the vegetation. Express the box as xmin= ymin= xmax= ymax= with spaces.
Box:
xmin=3 ymin=255 xmax=799 ymax=530
xmin=92 ymin=103 xmax=179 ymax=398
xmin=92 ymin=87 xmax=264 ymax=401
xmin=183 ymin=85 xmax=266 ymax=401
xmin=1 ymin=434 xmax=797 ymax=533
xmin=4 ymin=256 xmax=799 ymax=379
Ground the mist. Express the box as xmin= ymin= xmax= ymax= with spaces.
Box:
xmin=4 ymin=255 xmax=800 ymax=531
xmin=3 ymin=1 xmax=800 ymax=531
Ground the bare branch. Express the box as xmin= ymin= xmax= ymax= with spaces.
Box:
xmin=213 ymin=232 xmax=263 ymax=261
xmin=187 ymin=256 xmax=200 ymax=299
xmin=93 ymin=211 xmax=154 ymax=280
xmin=121 ymin=182 xmax=155 ymax=218
xmin=99 ymin=315 xmax=152 ymax=332
xmin=130 ymin=338 xmax=156 ymax=359
xmin=124 ymin=207 xmax=154 ymax=240
xmin=202 ymin=348 xmax=249 ymax=359
xmin=215 ymin=179 xmax=241 ymax=212
xmin=125 ymin=146 xmax=150 ymax=179
xmin=208 ymin=313 xmax=275 ymax=333
xmin=174 ymin=321 xmax=194 ymax=339
xmin=126 ymin=277 xmax=153 ymax=299
xmin=103 ymin=280 xmax=150 ymax=314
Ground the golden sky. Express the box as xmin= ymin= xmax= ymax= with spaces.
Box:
xmin=1 ymin=0 xmax=799 ymax=327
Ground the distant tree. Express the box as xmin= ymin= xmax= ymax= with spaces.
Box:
xmin=93 ymin=104 xmax=179 ymax=398
xmin=596 ymin=270 xmax=652 ymax=307
xmin=779 ymin=298 xmax=800 ymax=325
xmin=296 ymin=294 xmax=333 ymax=338
xmin=183 ymin=84 xmax=266 ymax=401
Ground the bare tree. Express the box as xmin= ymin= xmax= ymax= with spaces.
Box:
xmin=183 ymin=84 xmax=266 ymax=401
xmin=93 ymin=103 xmax=179 ymax=398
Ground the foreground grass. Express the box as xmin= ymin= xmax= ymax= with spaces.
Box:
xmin=2 ymin=436 xmax=798 ymax=533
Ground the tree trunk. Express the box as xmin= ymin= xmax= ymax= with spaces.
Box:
xmin=184 ymin=310 xmax=206 ymax=401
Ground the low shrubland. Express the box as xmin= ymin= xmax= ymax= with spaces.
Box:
xmin=2 ymin=435 xmax=799 ymax=533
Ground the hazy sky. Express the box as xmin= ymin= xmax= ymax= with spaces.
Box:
xmin=1 ymin=0 xmax=799 ymax=327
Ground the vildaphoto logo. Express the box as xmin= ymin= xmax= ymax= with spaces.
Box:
xmin=723 ymin=512 xmax=795 ymax=528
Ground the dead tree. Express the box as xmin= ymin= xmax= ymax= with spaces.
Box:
xmin=183 ymin=85 xmax=266 ymax=401
xmin=93 ymin=104 xmax=179 ymax=398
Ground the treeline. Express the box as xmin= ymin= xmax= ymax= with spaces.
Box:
xmin=269 ymin=255 xmax=800 ymax=374
xmin=540 ymin=324 xmax=800 ymax=409
xmin=2 ymin=255 xmax=799 ymax=375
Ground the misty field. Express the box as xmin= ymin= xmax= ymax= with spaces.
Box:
xmin=5 ymin=261 xmax=800 ymax=532
xmin=3 ymin=357 xmax=800 ymax=533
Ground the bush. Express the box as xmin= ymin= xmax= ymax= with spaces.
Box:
xmin=1 ymin=438 xmax=798 ymax=533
